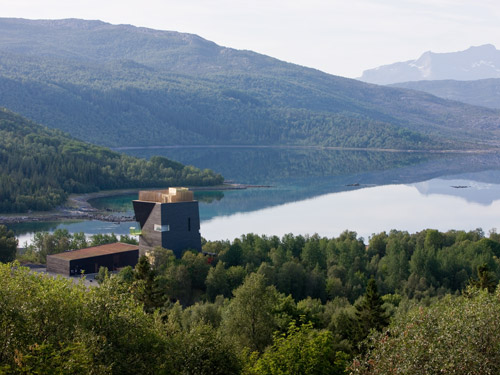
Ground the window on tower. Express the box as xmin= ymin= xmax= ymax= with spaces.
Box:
xmin=154 ymin=224 xmax=170 ymax=232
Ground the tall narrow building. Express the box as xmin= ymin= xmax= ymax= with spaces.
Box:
xmin=132 ymin=187 xmax=201 ymax=257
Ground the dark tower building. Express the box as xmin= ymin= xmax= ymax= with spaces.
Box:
xmin=132 ymin=188 xmax=202 ymax=258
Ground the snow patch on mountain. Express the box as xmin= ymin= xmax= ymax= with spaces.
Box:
xmin=360 ymin=45 xmax=500 ymax=84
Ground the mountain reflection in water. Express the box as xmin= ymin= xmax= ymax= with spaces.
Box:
xmin=10 ymin=147 xmax=500 ymax=243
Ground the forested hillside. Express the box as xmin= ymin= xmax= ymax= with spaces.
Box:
xmin=4 ymin=227 xmax=500 ymax=373
xmin=1 ymin=18 xmax=500 ymax=149
xmin=0 ymin=108 xmax=223 ymax=213
xmin=392 ymin=78 xmax=500 ymax=110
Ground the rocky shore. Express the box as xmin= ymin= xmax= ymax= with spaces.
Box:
xmin=0 ymin=183 xmax=269 ymax=225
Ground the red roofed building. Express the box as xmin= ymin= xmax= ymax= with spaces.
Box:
xmin=46 ymin=242 xmax=139 ymax=276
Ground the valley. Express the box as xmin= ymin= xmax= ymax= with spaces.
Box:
xmin=2 ymin=12 xmax=500 ymax=374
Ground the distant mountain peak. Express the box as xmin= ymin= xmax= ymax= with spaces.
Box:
xmin=469 ymin=43 xmax=496 ymax=51
xmin=359 ymin=44 xmax=500 ymax=85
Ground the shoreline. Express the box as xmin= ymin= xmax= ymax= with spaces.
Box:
xmin=0 ymin=183 xmax=270 ymax=225
xmin=113 ymin=144 xmax=500 ymax=154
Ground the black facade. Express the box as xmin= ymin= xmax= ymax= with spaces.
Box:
xmin=47 ymin=243 xmax=139 ymax=276
xmin=133 ymin=200 xmax=202 ymax=257
xmin=66 ymin=250 xmax=139 ymax=276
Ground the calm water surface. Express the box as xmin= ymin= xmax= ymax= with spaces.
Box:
xmin=10 ymin=147 xmax=500 ymax=244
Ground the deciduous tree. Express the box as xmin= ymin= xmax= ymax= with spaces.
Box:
xmin=223 ymin=273 xmax=279 ymax=352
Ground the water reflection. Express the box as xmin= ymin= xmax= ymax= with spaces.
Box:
xmin=121 ymin=146 xmax=447 ymax=185
xmin=93 ymin=149 xmax=500 ymax=217
xmin=8 ymin=147 xmax=500 ymax=243
xmin=201 ymin=181 xmax=500 ymax=241
xmin=414 ymin=177 xmax=500 ymax=206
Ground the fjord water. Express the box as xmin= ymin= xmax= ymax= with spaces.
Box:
xmin=12 ymin=147 xmax=500 ymax=244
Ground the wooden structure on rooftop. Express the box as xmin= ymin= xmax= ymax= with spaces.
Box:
xmin=138 ymin=187 xmax=194 ymax=204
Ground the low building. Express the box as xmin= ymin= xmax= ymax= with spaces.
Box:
xmin=46 ymin=242 xmax=139 ymax=276
xmin=133 ymin=187 xmax=202 ymax=258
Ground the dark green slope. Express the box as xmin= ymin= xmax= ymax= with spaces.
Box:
xmin=391 ymin=78 xmax=500 ymax=110
xmin=0 ymin=108 xmax=223 ymax=213
xmin=1 ymin=18 xmax=500 ymax=149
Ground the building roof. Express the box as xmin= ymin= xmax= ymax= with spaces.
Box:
xmin=47 ymin=242 xmax=139 ymax=261
xmin=138 ymin=187 xmax=194 ymax=203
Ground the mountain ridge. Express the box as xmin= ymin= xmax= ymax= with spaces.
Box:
xmin=360 ymin=44 xmax=500 ymax=85
xmin=1 ymin=18 xmax=500 ymax=150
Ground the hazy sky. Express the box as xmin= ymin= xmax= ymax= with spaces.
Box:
xmin=3 ymin=0 xmax=500 ymax=78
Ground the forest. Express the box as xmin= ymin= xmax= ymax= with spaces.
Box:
xmin=0 ymin=108 xmax=224 ymax=213
xmin=2 ymin=226 xmax=500 ymax=373
xmin=0 ymin=72 xmax=443 ymax=150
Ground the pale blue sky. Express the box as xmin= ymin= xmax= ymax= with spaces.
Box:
xmin=3 ymin=0 xmax=500 ymax=78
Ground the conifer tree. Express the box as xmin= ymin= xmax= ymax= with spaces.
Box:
xmin=132 ymin=255 xmax=164 ymax=312
xmin=353 ymin=278 xmax=389 ymax=347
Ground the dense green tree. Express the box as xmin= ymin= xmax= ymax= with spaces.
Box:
xmin=89 ymin=233 xmax=118 ymax=246
xmin=219 ymin=240 xmax=243 ymax=267
xmin=201 ymin=230 xmax=500 ymax=307
xmin=180 ymin=299 xmax=225 ymax=330
xmin=223 ymin=273 xmax=279 ymax=352
xmin=352 ymin=288 xmax=500 ymax=374
xmin=0 ymin=225 xmax=17 ymax=263
xmin=162 ymin=264 xmax=193 ymax=305
xmin=305 ymin=265 xmax=327 ymax=302
xmin=174 ymin=324 xmax=241 ymax=375
xmin=226 ymin=265 xmax=247 ymax=291
xmin=116 ymin=265 xmax=135 ymax=284
xmin=301 ymin=235 xmax=326 ymax=270
xmin=277 ymin=261 xmax=307 ymax=301
xmin=206 ymin=261 xmax=230 ymax=300
xmin=117 ymin=234 xmax=139 ymax=245
xmin=181 ymin=251 xmax=211 ymax=292
xmin=379 ymin=233 xmax=411 ymax=293
xmin=4 ymin=226 xmax=500 ymax=373
xmin=70 ymin=232 xmax=88 ymax=250
xmin=246 ymin=321 xmax=349 ymax=375
xmin=27 ymin=229 xmax=74 ymax=263
xmin=281 ymin=233 xmax=306 ymax=259
xmin=95 ymin=265 xmax=110 ymax=284
xmin=367 ymin=232 xmax=387 ymax=258
xmin=0 ymin=262 xmax=174 ymax=374
xmin=257 ymin=262 xmax=277 ymax=285
xmin=147 ymin=246 xmax=176 ymax=272
xmin=409 ymin=245 xmax=439 ymax=287
xmin=296 ymin=297 xmax=325 ymax=328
